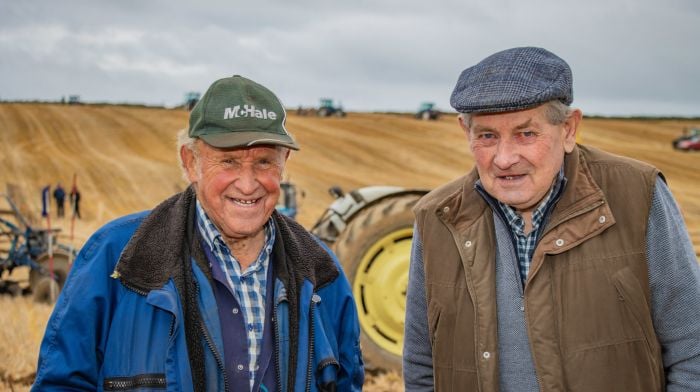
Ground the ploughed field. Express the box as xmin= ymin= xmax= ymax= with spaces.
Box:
xmin=0 ymin=103 xmax=698 ymax=390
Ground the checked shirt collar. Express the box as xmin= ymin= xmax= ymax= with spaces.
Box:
xmin=476 ymin=166 xmax=566 ymax=286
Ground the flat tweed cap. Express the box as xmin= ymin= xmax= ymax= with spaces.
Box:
xmin=450 ymin=47 xmax=573 ymax=113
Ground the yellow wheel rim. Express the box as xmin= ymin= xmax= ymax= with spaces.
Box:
xmin=353 ymin=227 xmax=413 ymax=357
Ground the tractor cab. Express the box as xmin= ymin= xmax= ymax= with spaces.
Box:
xmin=317 ymin=98 xmax=346 ymax=117
xmin=184 ymin=92 xmax=201 ymax=111
xmin=418 ymin=102 xmax=435 ymax=112
xmin=415 ymin=102 xmax=439 ymax=120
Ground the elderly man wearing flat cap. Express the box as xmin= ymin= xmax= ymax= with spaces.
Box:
xmin=403 ymin=47 xmax=700 ymax=391
xmin=33 ymin=76 xmax=364 ymax=392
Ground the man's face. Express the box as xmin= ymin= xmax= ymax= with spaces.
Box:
xmin=462 ymin=104 xmax=579 ymax=214
xmin=182 ymin=141 xmax=288 ymax=242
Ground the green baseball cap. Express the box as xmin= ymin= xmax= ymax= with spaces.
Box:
xmin=188 ymin=75 xmax=299 ymax=150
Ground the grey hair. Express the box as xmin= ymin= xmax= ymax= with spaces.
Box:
xmin=542 ymin=100 xmax=574 ymax=125
xmin=177 ymin=128 xmax=199 ymax=182
xmin=460 ymin=100 xmax=574 ymax=128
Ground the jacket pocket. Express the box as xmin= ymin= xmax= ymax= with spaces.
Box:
xmin=611 ymin=267 xmax=660 ymax=363
xmin=427 ymin=301 xmax=442 ymax=348
xmin=103 ymin=373 xmax=166 ymax=390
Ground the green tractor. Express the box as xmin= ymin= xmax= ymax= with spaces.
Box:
xmin=184 ymin=92 xmax=201 ymax=111
xmin=275 ymin=180 xmax=428 ymax=372
xmin=316 ymin=98 xmax=346 ymax=117
xmin=415 ymin=102 xmax=440 ymax=121
xmin=311 ymin=186 xmax=428 ymax=372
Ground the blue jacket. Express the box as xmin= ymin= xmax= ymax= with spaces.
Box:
xmin=33 ymin=188 xmax=364 ymax=391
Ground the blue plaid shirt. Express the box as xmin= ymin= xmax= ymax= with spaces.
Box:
xmin=195 ymin=201 xmax=275 ymax=391
xmin=481 ymin=168 xmax=566 ymax=286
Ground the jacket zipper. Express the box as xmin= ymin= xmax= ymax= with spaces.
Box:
xmin=115 ymin=274 xmax=149 ymax=297
xmin=273 ymin=297 xmax=283 ymax=392
xmin=193 ymin=279 xmax=230 ymax=392
xmin=316 ymin=358 xmax=339 ymax=372
xmin=104 ymin=374 xmax=167 ymax=390
xmin=305 ymin=294 xmax=319 ymax=392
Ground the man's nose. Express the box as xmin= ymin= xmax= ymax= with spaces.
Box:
xmin=234 ymin=166 xmax=258 ymax=194
xmin=493 ymin=139 xmax=519 ymax=169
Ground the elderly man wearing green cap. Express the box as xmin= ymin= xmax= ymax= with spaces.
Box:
xmin=403 ymin=47 xmax=700 ymax=391
xmin=33 ymin=76 xmax=364 ymax=392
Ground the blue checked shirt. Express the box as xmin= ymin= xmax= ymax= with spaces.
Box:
xmin=195 ymin=201 xmax=275 ymax=391
xmin=491 ymin=168 xmax=566 ymax=285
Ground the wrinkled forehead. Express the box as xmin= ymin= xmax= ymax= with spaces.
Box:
xmin=196 ymin=139 xmax=288 ymax=159
xmin=466 ymin=105 xmax=549 ymax=131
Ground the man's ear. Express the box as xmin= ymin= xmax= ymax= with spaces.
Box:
xmin=458 ymin=114 xmax=471 ymax=142
xmin=180 ymin=144 xmax=198 ymax=183
xmin=563 ymin=109 xmax=582 ymax=153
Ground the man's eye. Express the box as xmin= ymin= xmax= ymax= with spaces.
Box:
xmin=221 ymin=159 xmax=240 ymax=167
xmin=477 ymin=133 xmax=496 ymax=139
xmin=514 ymin=131 xmax=538 ymax=144
xmin=257 ymin=160 xmax=273 ymax=169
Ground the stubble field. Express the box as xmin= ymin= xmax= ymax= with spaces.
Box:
xmin=0 ymin=103 xmax=698 ymax=391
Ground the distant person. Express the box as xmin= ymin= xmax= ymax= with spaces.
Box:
xmin=33 ymin=75 xmax=364 ymax=391
xmin=53 ymin=182 xmax=66 ymax=218
xmin=403 ymin=47 xmax=700 ymax=391
xmin=41 ymin=185 xmax=50 ymax=218
xmin=69 ymin=185 xmax=80 ymax=219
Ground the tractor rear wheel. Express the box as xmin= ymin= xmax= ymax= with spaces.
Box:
xmin=30 ymin=250 xmax=71 ymax=301
xmin=332 ymin=194 xmax=421 ymax=373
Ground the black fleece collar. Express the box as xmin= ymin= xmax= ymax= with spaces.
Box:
xmin=114 ymin=186 xmax=339 ymax=296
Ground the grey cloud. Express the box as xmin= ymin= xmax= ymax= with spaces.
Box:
xmin=1 ymin=0 xmax=698 ymax=115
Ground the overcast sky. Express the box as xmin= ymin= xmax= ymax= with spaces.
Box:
xmin=1 ymin=0 xmax=698 ymax=116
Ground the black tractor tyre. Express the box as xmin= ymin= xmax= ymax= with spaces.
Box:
xmin=33 ymin=276 xmax=60 ymax=304
xmin=30 ymin=250 xmax=71 ymax=294
xmin=332 ymin=194 xmax=422 ymax=373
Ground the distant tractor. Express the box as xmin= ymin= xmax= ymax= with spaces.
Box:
xmin=0 ymin=194 xmax=77 ymax=303
xmin=415 ymin=102 xmax=440 ymax=120
xmin=317 ymin=98 xmax=346 ymax=117
xmin=673 ymin=128 xmax=700 ymax=151
xmin=184 ymin=92 xmax=201 ymax=111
